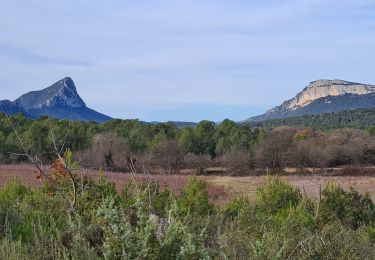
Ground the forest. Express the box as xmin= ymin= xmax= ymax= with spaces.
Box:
xmin=1 ymin=112 xmax=375 ymax=175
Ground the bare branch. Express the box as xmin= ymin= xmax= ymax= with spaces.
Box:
xmin=49 ymin=124 xmax=77 ymax=213
xmin=287 ymin=236 xmax=317 ymax=259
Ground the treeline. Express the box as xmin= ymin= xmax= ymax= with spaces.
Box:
xmin=2 ymin=113 xmax=375 ymax=175
xmin=0 ymin=175 xmax=374 ymax=259
xmin=255 ymin=126 xmax=375 ymax=171
xmin=79 ymin=126 xmax=375 ymax=174
xmin=0 ymin=113 xmax=264 ymax=168
xmin=247 ymin=108 xmax=375 ymax=130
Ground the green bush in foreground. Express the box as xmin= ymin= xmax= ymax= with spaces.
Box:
xmin=0 ymin=176 xmax=374 ymax=259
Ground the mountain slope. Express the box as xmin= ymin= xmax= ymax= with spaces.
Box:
xmin=245 ymin=108 xmax=375 ymax=129
xmin=0 ymin=100 xmax=24 ymax=115
xmin=247 ymin=80 xmax=375 ymax=122
xmin=0 ymin=77 xmax=111 ymax=122
xmin=26 ymin=107 xmax=112 ymax=122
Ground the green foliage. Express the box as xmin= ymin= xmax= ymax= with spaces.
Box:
xmin=97 ymin=184 xmax=210 ymax=259
xmin=256 ymin=177 xmax=302 ymax=214
xmin=177 ymin=177 xmax=213 ymax=216
xmin=194 ymin=120 xmax=217 ymax=157
xmin=220 ymin=179 xmax=375 ymax=259
xmin=319 ymin=183 xmax=375 ymax=229
xmin=224 ymin=196 xmax=250 ymax=220
xmin=367 ymin=125 xmax=375 ymax=136
xmin=154 ymin=189 xmax=174 ymax=218
xmin=0 ymin=172 xmax=374 ymax=259
xmin=366 ymin=225 xmax=375 ymax=243
xmin=1 ymin=114 xmax=266 ymax=165
xmin=178 ymin=127 xmax=197 ymax=153
xmin=0 ymin=238 xmax=29 ymax=260
xmin=248 ymin=108 xmax=375 ymax=130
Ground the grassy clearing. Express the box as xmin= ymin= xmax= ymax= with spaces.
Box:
xmin=210 ymin=175 xmax=375 ymax=201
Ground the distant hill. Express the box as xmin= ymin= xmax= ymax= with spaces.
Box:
xmin=0 ymin=77 xmax=111 ymax=122
xmin=245 ymin=79 xmax=375 ymax=122
xmin=245 ymin=108 xmax=375 ymax=129
xmin=147 ymin=121 xmax=198 ymax=128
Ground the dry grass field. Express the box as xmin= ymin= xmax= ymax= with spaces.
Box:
xmin=211 ymin=175 xmax=375 ymax=201
xmin=1 ymin=164 xmax=375 ymax=203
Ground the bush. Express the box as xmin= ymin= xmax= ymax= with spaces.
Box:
xmin=319 ymin=183 xmax=375 ymax=229
xmin=224 ymin=196 xmax=250 ymax=220
xmin=0 ymin=167 xmax=374 ymax=259
xmin=177 ymin=177 xmax=213 ymax=216
xmin=184 ymin=153 xmax=212 ymax=175
xmin=218 ymin=149 xmax=254 ymax=176
xmin=256 ymin=177 xmax=302 ymax=214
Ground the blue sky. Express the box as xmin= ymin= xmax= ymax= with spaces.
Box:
xmin=1 ymin=0 xmax=375 ymax=122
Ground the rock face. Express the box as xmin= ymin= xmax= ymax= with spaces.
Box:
xmin=247 ymin=79 xmax=375 ymax=122
xmin=0 ymin=77 xmax=111 ymax=122
xmin=14 ymin=77 xmax=86 ymax=110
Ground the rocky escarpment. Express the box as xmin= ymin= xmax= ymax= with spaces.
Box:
xmin=0 ymin=77 xmax=111 ymax=122
xmin=247 ymin=79 xmax=375 ymax=122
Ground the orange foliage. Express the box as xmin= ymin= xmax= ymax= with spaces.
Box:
xmin=51 ymin=158 xmax=69 ymax=179
xmin=294 ymin=129 xmax=310 ymax=140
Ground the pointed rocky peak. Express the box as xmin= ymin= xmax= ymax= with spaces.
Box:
xmin=52 ymin=77 xmax=77 ymax=92
xmin=14 ymin=77 xmax=86 ymax=110
xmin=0 ymin=77 xmax=111 ymax=122
xmin=62 ymin=77 xmax=75 ymax=88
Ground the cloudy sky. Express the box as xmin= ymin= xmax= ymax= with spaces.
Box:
xmin=1 ymin=0 xmax=375 ymax=121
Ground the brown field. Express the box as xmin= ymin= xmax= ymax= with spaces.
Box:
xmin=1 ymin=165 xmax=375 ymax=203
xmin=211 ymin=175 xmax=375 ymax=201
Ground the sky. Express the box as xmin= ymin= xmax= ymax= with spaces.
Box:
xmin=1 ymin=0 xmax=375 ymax=122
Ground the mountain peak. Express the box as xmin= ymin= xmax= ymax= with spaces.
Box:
xmin=14 ymin=77 xmax=86 ymax=111
xmin=291 ymin=79 xmax=375 ymax=111
xmin=247 ymin=79 xmax=375 ymax=122
xmin=306 ymin=79 xmax=363 ymax=90
xmin=61 ymin=77 xmax=75 ymax=89
xmin=0 ymin=78 xmax=111 ymax=122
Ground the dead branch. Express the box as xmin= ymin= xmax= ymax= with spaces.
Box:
xmin=287 ymin=235 xmax=317 ymax=259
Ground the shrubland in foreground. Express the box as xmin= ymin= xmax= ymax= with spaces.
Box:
xmin=0 ymin=172 xmax=374 ymax=259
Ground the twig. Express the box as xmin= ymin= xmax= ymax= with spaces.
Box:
xmin=287 ymin=236 xmax=316 ymax=259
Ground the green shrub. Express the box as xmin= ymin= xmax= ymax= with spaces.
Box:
xmin=0 ymin=238 xmax=29 ymax=260
xmin=0 ymin=172 xmax=373 ymax=259
xmin=0 ymin=178 xmax=30 ymax=208
xmin=224 ymin=196 xmax=250 ymax=220
xmin=296 ymin=222 xmax=375 ymax=259
xmin=177 ymin=177 xmax=213 ymax=216
xmin=319 ymin=183 xmax=375 ymax=229
xmin=154 ymin=188 xmax=174 ymax=218
xmin=256 ymin=177 xmax=302 ymax=214
xmin=365 ymin=225 xmax=375 ymax=243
